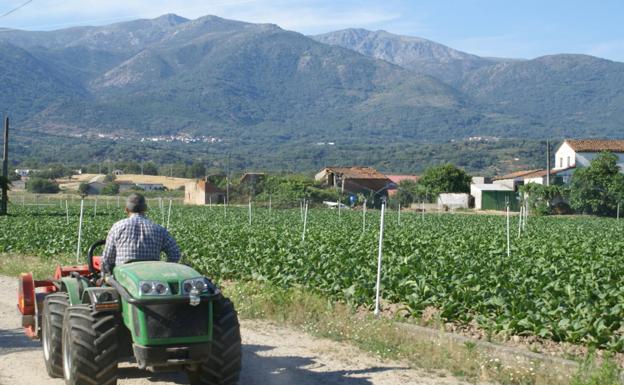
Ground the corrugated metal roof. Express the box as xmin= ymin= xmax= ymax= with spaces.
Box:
xmin=566 ymin=139 xmax=624 ymax=153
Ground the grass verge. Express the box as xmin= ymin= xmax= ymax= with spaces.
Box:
xmin=0 ymin=253 xmax=75 ymax=279
xmin=224 ymin=280 xmax=623 ymax=385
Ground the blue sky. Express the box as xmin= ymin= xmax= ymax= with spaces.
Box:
xmin=1 ymin=0 xmax=623 ymax=61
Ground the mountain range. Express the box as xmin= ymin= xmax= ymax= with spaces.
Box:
xmin=1 ymin=14 xmax=623 ymax=171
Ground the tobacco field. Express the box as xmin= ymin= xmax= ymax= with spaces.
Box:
xmin=1 ymin=201 xmax=624 ymax=351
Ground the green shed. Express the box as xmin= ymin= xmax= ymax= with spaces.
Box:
xmin=482 ymin=190 xmax=519 ymax=211
xmin=471 ymin=184 xmax=520 ymax=211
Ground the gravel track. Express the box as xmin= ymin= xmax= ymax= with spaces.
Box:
xmin=0 ymin=275 xmax=467 ymax=385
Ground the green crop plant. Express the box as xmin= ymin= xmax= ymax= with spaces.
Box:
xmin=2 ymin=201 xmax=624 ymax=353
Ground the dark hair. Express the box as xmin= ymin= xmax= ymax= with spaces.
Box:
xmin=126 ymin=193 xmax=147 ymax=213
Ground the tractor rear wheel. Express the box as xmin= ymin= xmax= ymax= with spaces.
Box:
xmin=62 ymin=305 xmax=119 ymax=385
xmin=187 ymin=296 xmax=242 ymax=385
xmin=42 ymin=293 xmax=68 ymax=378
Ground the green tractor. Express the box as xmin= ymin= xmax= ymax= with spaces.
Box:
xmin=17 ymin=240 xmax=242 ymax=385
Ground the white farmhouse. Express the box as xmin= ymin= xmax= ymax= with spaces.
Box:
xmin=554 ymin=140 xmax=624 ymax=170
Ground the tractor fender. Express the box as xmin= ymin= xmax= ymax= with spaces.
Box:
xmin=60 ymin=277 xmax=83 ymax=306
xmin=81 ymin=287 xmax=120 ymax=311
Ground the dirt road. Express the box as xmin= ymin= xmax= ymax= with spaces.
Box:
xmin=0 ymin=275 xmax=468 ymax=385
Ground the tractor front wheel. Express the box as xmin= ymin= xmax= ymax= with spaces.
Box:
xmin=187 ymin=296 xmax=242 ymax=385
xmin=62 ymin=305 xmax=119 ymax=385
xmin=42 ymin=293 xmax=69 ymax=378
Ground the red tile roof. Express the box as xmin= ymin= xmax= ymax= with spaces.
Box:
xmin=492 ymin=169 xmax=542 ymax=181
xmin=521 ymin=167 xmax=575 ymax=179
xmin=566 ymin=140 xmax=624 ymax=153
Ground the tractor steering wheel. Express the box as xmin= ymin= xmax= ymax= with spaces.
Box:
xmin=87 ymin=239 xmax=106 ymax=275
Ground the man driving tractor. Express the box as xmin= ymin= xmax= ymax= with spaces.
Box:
xmin=102 ymin=193 xmax=181 ymax=274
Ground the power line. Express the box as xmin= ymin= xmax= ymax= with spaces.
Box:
xmin=1 ymin=0 xmax=34 ymax=18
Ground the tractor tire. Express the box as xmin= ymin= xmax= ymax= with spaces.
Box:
xmin=62 ymin=305 xmax=119 ymax=385
xmin=188 ymin=296 xmax=242 ymax=385
xmin=42 ymin=293 xmax=69 ymax=378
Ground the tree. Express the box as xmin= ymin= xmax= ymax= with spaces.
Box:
xmin=100 ymin=182 xmax=120 ymax=195
xmin=143 ymin=162 xmax=158 ymax=175
xmin=520 ymin=183 xmax=569 ymax=216
xmin=417 ymin=164 xmax=471 ymax=201
xmin=26 ymin=177 xmax=60 ymax=194
xmin=78 ymin=182 xmax=89 ymax=196
xmin=394 ymin=180 xmax=419 ymax=207
xmin=32 ymin=164 xmax=71 ymax=179
xmin=189 ymin=162 xmax=206 ymax=178
xmin=569 ymin=152 xmax=624 ymax=216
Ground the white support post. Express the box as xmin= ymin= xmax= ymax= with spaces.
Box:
xmin=300 ymin=200 xmax=304 ymax=222
xmin=518 ymin=206 xmax=523 ymax=238
xmin=506 ymin=203 xmax=511 ymax=258
xmin=160 ymin=198 xmax=165 ymax=224
xmin=166 ymin=199 xmax=172 ymax=229
xmin=65 ymin=200 xmax=69 ymax=224
xmin=338 ymin=198 xmax=341 ymax=219
xmin=93 ymin=197 xmax=98 ymax=218
xmin=421 ymin=201 xmax=425 ymax=220
xmin=398 ymin=203 xmax=401 ymax=225
xmin=374 ymin=202 xmax=386 ymax=316
xmin=76 ymin=200 xmax=84 ymax=263
xmin=248 ymin=198 xmax=252 ymax=226
xmin=117 ymin=195 xmax=120 ymax=208
xmin=362 ymin=199 xmax=367 ymax=232
xmin=269 ymin=195 xmax=272 ymax=217
xmin=302 ymin=200 xmax=309 ymax=241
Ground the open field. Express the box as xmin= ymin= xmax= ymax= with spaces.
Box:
xmin=55 ymin=174 xmax=193 ymax=191
xmin=1 ymin=202 xmax=623 ymax=359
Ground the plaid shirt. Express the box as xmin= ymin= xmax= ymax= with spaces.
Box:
xmin=102 ymin=214 xmax=181 ymax=271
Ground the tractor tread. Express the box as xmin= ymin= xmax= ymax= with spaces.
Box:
xmin=42 ymin=292 xmax=69 ymax=378
xmin=188 ymin=297 xmax=242 ymax=385
xmin=62 ymin=305 xmax=119 ymax=385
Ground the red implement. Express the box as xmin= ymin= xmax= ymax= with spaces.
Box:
xmin=17 ymin=257 xmax=101 ymax=339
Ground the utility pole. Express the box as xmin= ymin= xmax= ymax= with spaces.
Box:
xmin=1 ymin=116 xmax=9 ymax=216
xmin=546 ymin=139 xmax=551 ymax=186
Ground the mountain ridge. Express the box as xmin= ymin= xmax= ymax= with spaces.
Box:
xmin=0 ymin=13 xmax=622 ymax=151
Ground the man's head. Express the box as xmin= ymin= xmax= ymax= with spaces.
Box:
xmin=125 ymin=193 xmax=147 ymax=215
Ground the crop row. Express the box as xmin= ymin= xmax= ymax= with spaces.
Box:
xmin=1 ymin=203 xmax=623 ymax=351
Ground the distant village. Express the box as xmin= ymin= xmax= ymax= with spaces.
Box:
xmin=12 ymin=139 xmax=624 ymax=213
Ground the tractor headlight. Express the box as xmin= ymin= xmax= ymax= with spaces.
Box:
xmin=138 ymin=281 xmax=170 ymax=296
xmin=182 ymin=278 xmax=218 ymax=295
